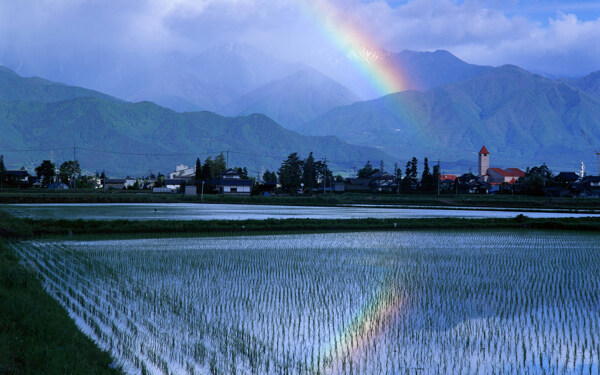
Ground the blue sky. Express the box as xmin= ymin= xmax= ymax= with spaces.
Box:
xmin=0 ymin=0 xmax=599 ymax=80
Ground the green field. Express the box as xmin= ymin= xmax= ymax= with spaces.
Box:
xmin=1 ymin=188 xmax=600 ymax=210
xmin=10 ymin=231 xmax=600 ymax=374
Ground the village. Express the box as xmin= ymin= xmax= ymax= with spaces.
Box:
xmin=1 ymin=145 xmax=599 ymax=198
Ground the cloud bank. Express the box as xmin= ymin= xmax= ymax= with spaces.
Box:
xmin=0 ymin=0 xmax=599 ymax=82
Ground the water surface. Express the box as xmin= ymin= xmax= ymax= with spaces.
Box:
xmin=2 ymin=202 xmax=599 ymax=220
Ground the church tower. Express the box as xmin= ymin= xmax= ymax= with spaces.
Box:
xmin=478 ymin=146 xmax=489 ymax=177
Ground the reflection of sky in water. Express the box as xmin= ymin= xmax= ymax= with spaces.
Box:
xmin=17 ymin=231 xmax=600 ymax=374
xmin=2 ymin=203 xmax=600 ymax=221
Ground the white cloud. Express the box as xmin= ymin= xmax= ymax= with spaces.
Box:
xmin=0 ymin=0 xmax=599 ymax=81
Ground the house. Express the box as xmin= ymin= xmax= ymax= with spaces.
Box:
xmin=368 ymin=172 xmax=396 ymax=192
xmin=104 ymin=179 xmax=126 ymax=190
xmin=477 ymin=146 xmax=525 ymax=184
xmin=555 ymin=172 xmax=580 ymax=184
xmin=210 ymin=169 xmax=253 ymax=195
xmin=256 ymin=182 xmax=277 ymax=196
xmin=439 ymin=174 xmax=456 ymax=181
xmin=169 ymin=164 xmax=196 ymax=183
xmin=345 ymin=171 xmax=397 ymax=193
xmin=487 ymin=168 xmax=525 ymax=184
xmin=582 ymin=176 xmax=600 ymax=188
xmin=164 ymin=179 xmax=186 ymax=191
xmin=439 ymin=178 xmax=456 ymax=193
xmin=5 ymin=169 xmax=30 ymax=187
xmin=344 ymin=178 xmax=372 ymax=193
xmin=457 ymin=173 xmax=491 ymax=194
xmin=125 ymin=177 xmax=137 ymax=188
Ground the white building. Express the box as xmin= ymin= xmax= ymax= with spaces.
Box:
xmin=213 ymin=169 xmax=253 ymax=195
xmin=477 ymin=145 xmax=525 ymax=184
xmin=169 ymin=164 xmax=195 ymax=182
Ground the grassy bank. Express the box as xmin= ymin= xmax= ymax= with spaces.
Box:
xmin=2 ymin=188 xmax=600 ymax=210
xmin=2 ymin=213 xmax=600 ymax=240
xmin=0 ymin=239 xmax=121 ymax=374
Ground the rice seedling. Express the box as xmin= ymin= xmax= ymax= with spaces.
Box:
xmin=11 ymin=230 xmax=600 ymax=374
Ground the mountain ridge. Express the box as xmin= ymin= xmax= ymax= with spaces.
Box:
xmin=222 ymin=67 xmax=360 ymax=130
xmin=300 ymin=64 xmax=600 ymax=172
xmin=0 ymin=71 xmax=393 ymax=175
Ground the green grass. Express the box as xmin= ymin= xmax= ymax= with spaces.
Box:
xmin=2 ymin=211 xmax=600 ymax=241
xmin=1 ymin=189 xmax=600 ymax=210
xmin=0 ymin=239 xmax=121 ymax=374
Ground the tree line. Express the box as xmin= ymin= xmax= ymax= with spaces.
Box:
xmin=259 ymin=152 xmax=343 ymax=194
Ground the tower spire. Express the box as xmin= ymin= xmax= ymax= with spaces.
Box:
xmin=478 ymin=145 xmax=489 ymax=178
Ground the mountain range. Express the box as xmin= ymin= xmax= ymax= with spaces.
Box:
xmin=3 ymin=43 xmax=497 ymax=131
xmin=0 ymin=65 xmax=391 ymax=176
xmin=301 ymin=65 xmax=600 ymax=172
xmin=2 ymin=43 xmax=600 ymax=176
xmin=304 ymin=47 xmax=492 ymax=100
xmin=221 ymin=68 xmax=359 ymax=131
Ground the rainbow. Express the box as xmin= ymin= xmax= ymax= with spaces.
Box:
xmin=302 ymin=0 xmax=412 ymax=97
xmin=314 ymin=277 xmax=405 ymax=373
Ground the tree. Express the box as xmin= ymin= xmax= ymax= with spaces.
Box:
xmin=379 ymin=160 xmax=385 ymax=172
xmin=402 ymin=157 xmax=419 ymax=192
xmin=201 ymin=156 xmax=213 ymax=180
xmin=0 ymin=155 xmax=6 ymax=188
xmin=394 ymin=162 xmax=401 ymax=181
xmin=194 ymin=158 xmax=202 ymax=186
xmin=334 ymin=174 xmax=345 ymax=182
xmin=421 ymin=157 xmax=433 ymax=193
xmin=36 ymin=160 xmax=56 ymax=187
xmin=302 ymin=152 xmax=318 ymax=191
xmin=154 ymin=173 xmax=165 ymax=187
xmin=518 ymin=164 xmax=553 ymax=195
xmin=213 ymin=153 xmax=227 ymax=177
xmin=58 ymin=160 xmax=81 ymax=186
xmin=278 ymin=152 xmax=303 ymax=193
xmin=315 ymin=160 xmax=333 ymax=191
xmin=358 ymin=161 xmax=374 ymax=178
xmin=262 ymin=170 xmax=277 ymax=184
xmin=432 ymin=164 xmax=441 ymax=195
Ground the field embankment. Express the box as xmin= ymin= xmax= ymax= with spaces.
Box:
xmin=1 ymin=212 xmax=600 ymax=240
xmin=2 ymin=189 xmax=600 ymax=210
xmin=0 ymin=239 xmax=121 ymax=374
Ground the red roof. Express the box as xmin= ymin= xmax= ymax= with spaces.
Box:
xmin=489 ymin=168 xmax=525 ymax=179
xmin=479 ymin=145 xmax=489 ymax=154
xmin=505 ymin=168 xmax=525 ymax=177
xmin=488 ymin=168 xmax=512 ymax=177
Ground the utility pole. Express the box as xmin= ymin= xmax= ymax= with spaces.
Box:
xmin=73 ymin=146 xmax=77 ymax=190
xmin=323 ymin=156 xmax=327 ymax=194
xmin=437 ymin=159 xmax=440 ymax=196
xmin=226 ymin=150 xmax=229 ymax=170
